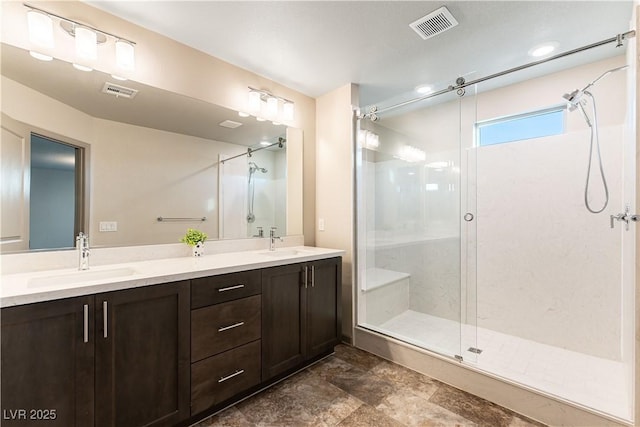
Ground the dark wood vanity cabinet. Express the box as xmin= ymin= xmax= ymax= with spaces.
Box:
xmin=1 ymin=296 xmax=95 ymax=427
xmin=190 ymin=271 xmax=263 ymax=415
xmin=1 ymin=255 xmax=341 ymax=426
xmin=305 ymin=257 xmax=342 ymax=360
xmin=261 ymin=257 xmax=341 ymax=381
xmin=0 ymin=281 xmax=190 ymax=427
xmin=95 ymin=281 xmax=191 ymax=427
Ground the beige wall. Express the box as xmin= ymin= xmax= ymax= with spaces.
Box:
xmin=1 ymin=0 xmax=316 ymax=245
xmin=315 ymin=83 xmax=358 ymax=340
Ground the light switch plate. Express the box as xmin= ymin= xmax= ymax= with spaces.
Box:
xmin=99 ymin=221 xmax=118 ymax=232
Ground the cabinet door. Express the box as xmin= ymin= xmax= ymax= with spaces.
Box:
xmin=261 ymin=263 xmax=305 ymax=380
xmin=1 ymin=296 xmax=94 ymax=427
xmin=306 ymin=257 xmax=341 ymax=360
xmin=95 ymin=281 xmax=190 ymax=427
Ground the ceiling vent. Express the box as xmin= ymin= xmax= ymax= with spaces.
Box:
xmin=410 ymin=6 xmax=458 ymax=40
xmin=101 ymin=82 xmax=138 ymax=99
xmin=219 ymin=120 xmax=243 ymax=129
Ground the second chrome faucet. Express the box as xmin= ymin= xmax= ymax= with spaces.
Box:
xmin=269 ymin=227 xmax=283 ymax=251
xmin=76 ymin=232 xmax=90 ymax=270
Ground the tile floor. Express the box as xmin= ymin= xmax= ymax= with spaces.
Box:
xmin=192 ymin=344 xmax=546 ymax=427
xmin=374 ymin=310 xmax=632 ymax=420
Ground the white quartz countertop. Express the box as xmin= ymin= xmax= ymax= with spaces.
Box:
xmin=0 ymin=246 xmax=344 ymax=308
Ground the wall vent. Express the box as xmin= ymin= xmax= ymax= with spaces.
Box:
xmin=102 ymin=82 xmax=138 ymax=99
xmin=410 ymin=6 xmax=458 ymax=40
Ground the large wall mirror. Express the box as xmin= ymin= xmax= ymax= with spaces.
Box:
xmin=0 ymin=43 xmax=303 ymax=253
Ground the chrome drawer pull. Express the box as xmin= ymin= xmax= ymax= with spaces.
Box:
xmin=218 ymin=284 xmax=245 ymax=292
xmin=103 ymin=301 xmax=108 ymax=338
xmin=218 ymin=321 xmax=245 ymax=332
xmin=311 ymin=265 xmax=315 ymax=288
xmin=218 ymin=369 xmax=244 ymax=383
xmin=83 ymin=304 xmax=89 ymax=343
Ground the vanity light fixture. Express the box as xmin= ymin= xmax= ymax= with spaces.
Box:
xmin=283 ymin=101 xmax=294 ymax=121
xmin=266 ymin=96 xmax=278 ymax=117
xmin=75 ymin=26 xmax=97 ymax=60
xmin=27 ymin=9 xmax=54 ymax=60
xmin=246 ymin=87 xmax=295 ymax=123
xmin=23 ymin=3 xmax=137 ymax=74
xmin=115 ymin=39 xmax=135 ymax=71
xmin=358 ymin=129 xmax=380 ymax=149
xmin=248 ymin=90 xmax=262 ymax=113
xmin=73 ymin=26 xmax=97 ymax=71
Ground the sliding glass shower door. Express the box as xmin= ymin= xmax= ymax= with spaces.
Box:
xmin=356 ymin=88 xmax=477 ymax=361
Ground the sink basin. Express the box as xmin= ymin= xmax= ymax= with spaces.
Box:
xmin=259 ymin=249 xmax=313 ymax=257
xmin=28 ymin=267 xmax=138 ymax=288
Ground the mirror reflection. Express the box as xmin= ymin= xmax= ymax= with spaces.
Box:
xmin=219 ymin=138 xmax=287 ymax=239
xmin=1 ymin=43 xmax=298 ymax=253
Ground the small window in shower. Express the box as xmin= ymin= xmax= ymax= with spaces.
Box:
xmin=477 ymin=107 xmax=565 ymax=146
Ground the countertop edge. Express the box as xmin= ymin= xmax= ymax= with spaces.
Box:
xmin=1 ymin=247 xmax=344 ymax=308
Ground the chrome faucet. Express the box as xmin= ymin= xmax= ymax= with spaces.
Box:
xmin=76 ymin=232 xmax=90 ymax=270
xmin=269 ymin=227 xmax=283 ymax=251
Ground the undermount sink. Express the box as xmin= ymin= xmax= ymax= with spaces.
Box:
xmin=259 ymin=249 xmax=313 ymax=257
xmin=28 ymin=267 xmax=138 ymax=288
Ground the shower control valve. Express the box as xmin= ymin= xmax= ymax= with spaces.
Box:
xmin=610 ymin=205 xmax=638 ymax=231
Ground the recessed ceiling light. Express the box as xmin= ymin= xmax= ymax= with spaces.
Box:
xmin=416 ymin=84 xmax=433 ymax=94
xmin=238 ymin=112 xmax=250 ymax=117
xmin=528 ymin=42 xmax=558 ymax=58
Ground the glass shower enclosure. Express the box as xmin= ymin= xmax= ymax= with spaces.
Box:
xmin=356 ymin=87 xmax=479 ymax=363
xmin=355 ymin=53 xmax=635 ymax=421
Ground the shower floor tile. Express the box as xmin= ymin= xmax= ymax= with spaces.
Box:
xmin=370 ymin=310 xmax=632 ymax=421
xmin=192 ymin=344 xmax=544 ymax=427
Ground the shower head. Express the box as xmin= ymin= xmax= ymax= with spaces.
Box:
xmin=249 ymin=162 xmax=267 ymax=173
xmin=562 ymin=65 xmax=628 ymax=111
xmin=562 ymin=89 xmax=583 ymax=112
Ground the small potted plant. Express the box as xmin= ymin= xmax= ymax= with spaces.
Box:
xmin=181 ymin=228 xmax=208 ymax=257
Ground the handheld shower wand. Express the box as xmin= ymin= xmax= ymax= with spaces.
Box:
xmin=562 ymin=64 xmax=628 ymax=214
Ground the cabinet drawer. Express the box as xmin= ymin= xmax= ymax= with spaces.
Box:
xmin=191 ymin=295 xmax=261 ymax=362
xmin=192 ymin=270 xmax=261 ymax=308
xmin=191 ymin=340 xmax=261 ymax=415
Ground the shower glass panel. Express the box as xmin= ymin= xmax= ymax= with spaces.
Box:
xmin=469 ymin=55 xmax=634 ymax=421
xmin=356 ymin=88 xmax=477 ymax=361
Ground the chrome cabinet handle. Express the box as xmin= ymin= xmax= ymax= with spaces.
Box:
xmin=218 ymin=369 xmax=244 ymax=383
xmin=103 ymin=301 xmax=108 ymax=338
xmin=218 ymin=284 xmax=245 ymax=292
xmin=218 ymin=321 xmax=245 ymax=332
xmin=83 ymin=304 xmax=89 ymax=343
xmin=303 ymin=266 xmax=308 ymax=289
xmin=311 ymin=265 xmax=315 ymax=288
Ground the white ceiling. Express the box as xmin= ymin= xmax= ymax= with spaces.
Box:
xmin=87 ymin=1 xmax=634 ymax=107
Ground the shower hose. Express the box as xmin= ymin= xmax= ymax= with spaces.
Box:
xmin=578 ymin=91 xmax=609 ymax=214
